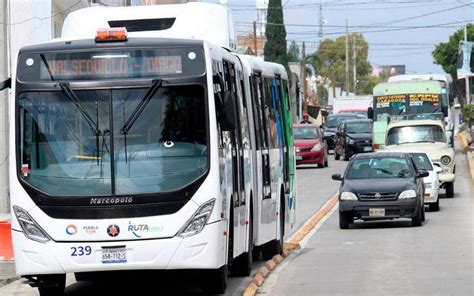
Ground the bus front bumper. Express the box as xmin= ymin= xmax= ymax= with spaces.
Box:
xmin=13 ymin=220 xmax=226 ymax=276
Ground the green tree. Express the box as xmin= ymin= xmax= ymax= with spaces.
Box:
xmin=264 ymin=0 xmax=288 ymax=66
xmin=287 ymin=41 xmax=300 ymax=63
xmin=432 ymin=24 xmax=474 ymax=101
xmin=311 ymin=33 xmax=372 ymax=95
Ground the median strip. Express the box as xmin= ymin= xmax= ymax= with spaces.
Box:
xmin=242 ymin=193 xmax=339 ymax=296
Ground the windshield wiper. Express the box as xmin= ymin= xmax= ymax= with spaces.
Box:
xmin=120 ymin=79 xmax=165 ymax=135
xmin=58 ymin=82 xmax=102 ymax=164
xmin=120 ymin=79 xmax=166 ymax=164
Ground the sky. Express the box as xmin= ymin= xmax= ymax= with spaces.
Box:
xmin=204 ymin=0 xmax=472 ymax=74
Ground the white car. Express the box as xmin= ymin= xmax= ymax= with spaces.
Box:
xmin=378 ymin=150 xmax=441 ymax=211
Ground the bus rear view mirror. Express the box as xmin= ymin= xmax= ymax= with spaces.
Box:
xmin=222 ymin=91 xmax=237 ymax=131
xmin=0 ymin=78 xmax=11 ymax=91
xmin=367 ymin=107 xmax=374 ymax=120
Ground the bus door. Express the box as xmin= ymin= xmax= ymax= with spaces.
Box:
xmin=273 ymin=76 xmax=289 ymax=191
xmin=253 ymin=73 xmax=272 ymax=201
xmin=223 ymin=60 xmax=245 ymax=256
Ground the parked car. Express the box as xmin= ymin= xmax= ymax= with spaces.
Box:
xmin=322 ymin=113 xmax=364 ymax=150
xmin=332 ymin=152 xmax=427 ymax=229
xmin=334 ymin=119 xmax=373 ymax=161
xmin=383 ymin=119 xmax=456 ymax=198
xmin=379 ymin=150 xmax=441 ymax=211
xmin=294 ymin=124 xmax=328 ymax=168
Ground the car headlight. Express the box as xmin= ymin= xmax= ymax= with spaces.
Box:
xmin=177 ymin=199 xmax=215 ymax=238
xmin=13 ymin=206 xmax=50 ymax=243
xmin=399 ymin=190 xmax=417 ymax=199
xmin=340 ymin=192 xmax=358 ymax=201
xmin=295 ymin=148 xmax=301 ymax=153
xmin=440 ymin=156 xmax=451 ymax=166
xmin=311 ymin=143 xmax=322 ymax=151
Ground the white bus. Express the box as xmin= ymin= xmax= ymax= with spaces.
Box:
xmin=388 ymin=74 xmax=456 ymax=145
xmin=3 ymin=4 xmax=296 ymax=295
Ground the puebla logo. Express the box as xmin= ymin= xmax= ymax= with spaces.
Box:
xmin=107 ymin=224 xmax=120 ymax=237
xmin=66 ymin=224 xmax=77 ymax=235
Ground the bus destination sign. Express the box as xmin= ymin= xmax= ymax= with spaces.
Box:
xmin=40 ymin=55 xmax=183 ymax=80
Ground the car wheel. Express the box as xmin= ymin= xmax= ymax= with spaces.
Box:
xmin=412 ymin=207 xmax=423 ymax=227
xmin=318 ymin=162 xmax=324 ymax=168
xmin=445 ymin=182 xmax=454 ymax=198
xmin=339 ymin=211 xmax=352 ymax=229
xmin=429 ymin=199 xmax=440 ymax=212
xmin=421 ymin=204 xmax=425 ymax=222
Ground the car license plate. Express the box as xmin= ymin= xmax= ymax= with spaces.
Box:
xmin=101 ymin=247 xmax=127 ymax=264
xmin=363 ymin=146 xmax=372 ymax=152
xmin=296 ymin=155 xmax=303 ymax=160
xmin=369 ymin=208 xmax=385 ymax=217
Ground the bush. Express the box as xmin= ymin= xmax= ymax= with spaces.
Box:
xmin=462 ymin=104 xmax=474 ymax=132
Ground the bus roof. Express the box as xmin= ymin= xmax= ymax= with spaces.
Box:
xmin=238 ymin=55 xmax=288 ymax=80
xmin=60 ymin=3 xmax=235 ymax=50
xmin=388 ymin=73 xmax=453 ymax=84
xmin=373 ymin=80 xmax=442 ymax=96
xmin=18 ymin=37 xmax=204 ymax=54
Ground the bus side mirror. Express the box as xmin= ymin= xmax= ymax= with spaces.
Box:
xmin=0 ymin=78 xmax=11 ymax=91
xmin=367 ymin=107 xmax=374 ymax=120
xmin=222 ymin=91 xmax=237 ymax=131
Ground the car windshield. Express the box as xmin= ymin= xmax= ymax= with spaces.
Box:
xmin=294 ymin=127 xmax=318 ymax=139
xmin=326 ymin=115 xmax=359 ymax=128
xmin=18 ymin=85 xmax=208 ymax=196
xmin=346 ymin=157 xmax=413 ymax=179
xmin=346 ymin=122 xmax=372 ymax=134
xmin=410 ymin=153 xmax=433 ymax=171
xmin=386 ymin=125 xmax=446 ymax=145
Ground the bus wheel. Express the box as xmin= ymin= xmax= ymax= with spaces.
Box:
xmin=201 ymin=266 xmax=227 ymax=294
xmin=37 ymin=274 xmax=65 ymax=296
xmin=230 ymin=205 xmax=253 ymax=276
xmin=445 ymin=182 xmax=454 ymax=198
xmin=262 ymin=198 xmax=284 ymax=260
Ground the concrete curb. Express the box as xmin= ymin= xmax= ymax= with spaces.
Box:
xmin=241 ymin=194 xmax=339 ymax=296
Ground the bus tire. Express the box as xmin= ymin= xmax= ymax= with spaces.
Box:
xmin=201 ymin=266 xmax=227 ymax=294
xmin=37 ymin=274 xmax=65 ymax=296
xmin=261 ymin=195 xmax=284 ymax=260
xmin=230 ymin=202 xmax=253 ymax=276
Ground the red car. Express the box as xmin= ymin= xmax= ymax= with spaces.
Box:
xmin=294 ymin=124 xmax=328 ymax=168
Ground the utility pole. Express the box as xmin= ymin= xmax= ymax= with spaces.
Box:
xmin=353 ymin=35 xmax=357 ymax=96
xmin=253 ymin=21 xmax=258 ymax=56
xmin=345 ymin=19 xmax=349 ymax=97
xmin=464 ymin=0 xmax=471 ymax=104
xmin=318 ymin=0 xmax=323 ymax=42
xmin=302 ymin=42 xmax=308 ymax=114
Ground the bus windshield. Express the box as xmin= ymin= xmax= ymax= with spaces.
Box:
xmin=18 ymin=85 xmax=208 ymax=196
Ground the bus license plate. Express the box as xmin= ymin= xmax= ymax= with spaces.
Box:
xmin=296 ymin=155 xmax=303 ymax=160
xmin=369 ymin=208 xmax=385 ymax=217
xmin=101 ymin=248 xmax=127 ymax=264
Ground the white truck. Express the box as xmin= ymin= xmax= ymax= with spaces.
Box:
xmin=332 ymin=96 xmax=372 ymax=116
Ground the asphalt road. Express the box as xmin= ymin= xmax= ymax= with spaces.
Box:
xmin=262 ymin=152 xmax=474 ymax=296
xmin=0 ymin=155 xmax=347 ymax=296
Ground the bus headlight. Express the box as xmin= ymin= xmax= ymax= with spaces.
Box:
xmin=13 ymin=206 xmax=50 ymax=243
xmin=440 ymin=156 xmax=451 ymax=166
xmin=177 ymin=199 xmax=215 ymax=238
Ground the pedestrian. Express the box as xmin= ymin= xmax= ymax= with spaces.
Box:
xmin=300 ymin=112 xmax=311 ymax=124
